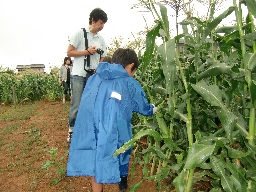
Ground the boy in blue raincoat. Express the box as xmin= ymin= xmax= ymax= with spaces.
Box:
xmin=66 ymin=48 xmax=157 ymax=192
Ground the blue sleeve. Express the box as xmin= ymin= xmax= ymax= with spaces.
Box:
xmin=128 ymin=79 xmax=154 ymax=116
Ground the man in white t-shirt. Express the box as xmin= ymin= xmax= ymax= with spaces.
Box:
xmin=66 ymin=8 xmax=108 ymax=142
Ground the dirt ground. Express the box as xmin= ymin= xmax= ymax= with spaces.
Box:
xmin=0 ymin=100 xmax=162 ymax=192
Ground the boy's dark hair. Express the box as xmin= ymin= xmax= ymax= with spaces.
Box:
xmin=112 ymin=48 xmax=139 ymax=71
xmin=89 ymin=8 xmax=108 ymax=24
xmin=103 ymin=56 xmax=112 ymax=63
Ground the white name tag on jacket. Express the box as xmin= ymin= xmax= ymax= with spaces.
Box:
xmin=111 ymin=91 xmax=121 ymax=100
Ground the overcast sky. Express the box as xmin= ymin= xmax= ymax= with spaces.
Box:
xmin=0 ymin=0 xmax=233 ymax=72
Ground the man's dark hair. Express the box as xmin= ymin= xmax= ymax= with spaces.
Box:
xmin=89 ymin=8 xmax=108 ymax=24
xmin=112 ymin=48 xmax=139 ymax=71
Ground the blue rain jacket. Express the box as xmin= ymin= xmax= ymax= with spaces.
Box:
xmin=66 ymin=62 xmax=154 ymax=183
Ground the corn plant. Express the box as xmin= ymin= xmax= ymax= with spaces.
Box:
xmin=115 ymin=0 xmax=256 ymax=191
xmin=0 ymin=70 xmax=62 ymax=104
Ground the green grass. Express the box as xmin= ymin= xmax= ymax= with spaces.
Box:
xmin=0 ymin=105 xmax=10 ymax=114
xmin=0 ymin=103 xmax=38 ymax=121
xmin=1 ymin=121 xmax=23 ymax=134
xmin=0 ymin=101 xmax=55 ymax=190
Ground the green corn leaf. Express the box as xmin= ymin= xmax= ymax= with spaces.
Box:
xmin=209 ymin=189 xmax=223 ymax=192
xmin=197 ymin=62 xmax=232 ymax=81
xmin=192 ymin=80 xmax=236 ymax=140
xmin=217 ymin=109 xmax=236 ymax=141
xmin=148 ymin=167 xmax=172 ymax=180
xmin=245 ymin=0 xmax=256 ymax=18
xmin=215 ymin=26 xmax=237 ymax=34
xmin=242 ymin=154 xmax=256 ymax=171
xmin=221 ymin=23 xmax=251 ymax=42
xmin=181 ymin=24 xmax=195 ymax=46
xmin=174 ymin=110 xmax=188 ymax=123
xmin=226 ymin=51 xmax=239 ymax=66
xmin=142 ymin=146 xmax=169 ymax=161
xmin=198 ymin=163 xmax=212 ymax=170
xmin=246 ymin=169 xmax=256 ymax=179
xmin=236 ymin=114 xmax=248 ymax=137
xmin=173 ymin=169 xmax=186 ymax=192
xmin=162 ymin=137 xmax=182 ymax=152
xmin=229 ymin=175 xmax=243 ymax=192
xmin=147 ymin=173 xmax=163 ymax=181
xmin=203 ymin=6 xmax=235 ymax=39
xmin=154 ymin=86 xmax=167 ymax=96
xmin=184 ymin=143 xmax=215 ymax=169
xmin=207 ymin=118 xmax=220 ymax=129
xmin=155 ymin=112 xmax=169 ymax=138
xmin=199 ymin=136 xmax=229 ymax=146
xmin=226 ymin=161 xmax=247 ymax=192
xmin=132 ymin=123 xmax=158 ymax=130
xmin=154 ymin=96 xmax=166 ymax=106
xmin=142 ymin=22 xmax=161 ymax=71
xmin=129 ymin=180 xmax=143 ymax=192
xmin=167 ymin=96 xmax=175 ymax=116
xmin=113 ymin=129 xmax=162 ymax=156
xmin=244 ymin=52 xmax=256 ymax=72
xmin=242 ymin=31 xmax=256 ymax=40
xmin=245 ymin=142 xmax=256 ymax=154
xmin=250 ymin=81 xmax=256 ymax=107
xmin=142 ymin=154 xmax=149 ymax=177
xmin=157 ymin=3 xmax=169 ymax=39
xmin=211 ymin=155 xmax=233 ymax=192
xmin=191 ymin=80 xmax=223 ymax=107
xmin=226 ymin=146 xmax=249 ymax=158
xmin=157 ymin=38 xmax=176 ymax=95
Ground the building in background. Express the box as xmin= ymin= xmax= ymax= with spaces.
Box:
xmin=16 ymin=64 xmax=45 ymax=73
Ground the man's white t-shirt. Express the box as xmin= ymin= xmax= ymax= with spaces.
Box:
xmin=69 ymin=28 xmax=107 ymax=77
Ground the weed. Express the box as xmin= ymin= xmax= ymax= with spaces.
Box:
xmin=2 ymin=122 xmax=23 ymax=134
xmin=21 ymin=127 xmax=41 ymax=149
xmin=0 ymin=104 xmax=37 ymax=121
xmin=42 ymin=147 xmax=68 ymax=185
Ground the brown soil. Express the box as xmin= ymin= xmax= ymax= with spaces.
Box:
xmin=0 ymin=100 xmax=161 ymax=192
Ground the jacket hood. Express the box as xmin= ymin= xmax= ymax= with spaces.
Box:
xmin=96 ymin=62 xmax=129 ymax=80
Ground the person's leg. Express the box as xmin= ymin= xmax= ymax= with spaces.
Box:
xmin=119 ymin=165 xmax=128 ymax=192
xmin=67 ymin=75 xmax=86 ymax=142
xmin=63 ymin=81 xmax=69 ymax=103
xmin=119 ymin=148 xmax=132 ymax=191
xmin=67 ymin=81 xmax=71 ymax=100
xmin=70 ymin=75 xmax=73 ymax=101
xmin=63 ymin=94 xmax=66 ymax=103
xmin=91 ymin=177 xmax=103 ymax=192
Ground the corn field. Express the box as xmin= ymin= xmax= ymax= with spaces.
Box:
xmin=115 ymin=0 xmax=256 ymax=191
xmin=2 ymin=0 xmax=256 ymax=191
xmin=0 ymin=69 xmax=62 ymax=104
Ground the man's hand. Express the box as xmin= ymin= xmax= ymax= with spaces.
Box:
xmin=87 ymin=46 xmax=97 ymax=55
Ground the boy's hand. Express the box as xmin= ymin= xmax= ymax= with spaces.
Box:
xmin=152 ymin=104 xmax=157 ymax=114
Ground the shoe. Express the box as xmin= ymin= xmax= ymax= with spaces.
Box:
xmin=118 ymin=176 xmax=127 ymax=192
xmin=67 ymin=132 xmax=72 ymax=142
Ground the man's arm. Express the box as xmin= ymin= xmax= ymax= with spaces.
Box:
xmin=67 ymin=44 xmax=97 ymax=57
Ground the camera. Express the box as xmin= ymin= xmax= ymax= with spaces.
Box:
xmin=86 ymin=69 xmax=95 ymax=75
xmin=96 ymin=48 xmax=104 ymax=55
